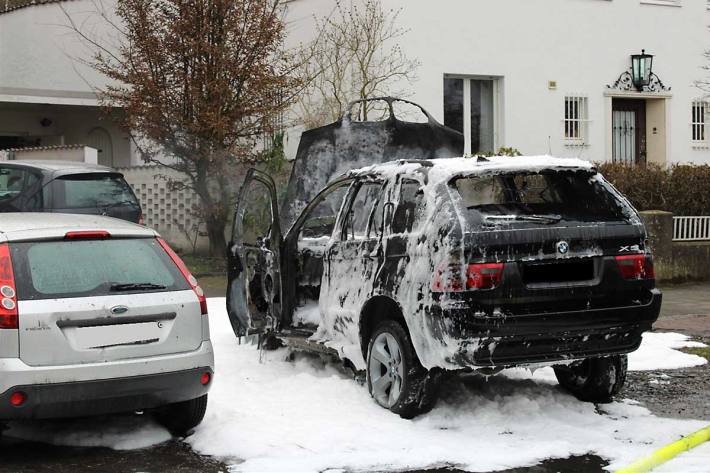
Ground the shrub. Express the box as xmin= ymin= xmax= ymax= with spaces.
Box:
xmin=597 ymin=162 xmax=710 ymax=216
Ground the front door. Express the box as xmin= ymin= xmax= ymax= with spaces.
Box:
xmin=226 ymin=169 xmax=282 ymax=337
xmin=612 ymin=99 xmax=646 ymax=165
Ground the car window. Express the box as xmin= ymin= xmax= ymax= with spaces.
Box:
xmin=298 ymin=182 xmax=351 ymax=241
xmin=236 ymin=178 xmax=274 ymax=246
xmin=0 ymin=167 xmax=30 ymax=202
xmin=50 ymin=174 xmax=139 ymax=210
xmin=391 ymin=180 xmax=425 ymax=234
xmin=10 ymin=238 xmax=189 ymax=300
xmin=454 ymin=170 xmax=629 ymax=223
xmin=343 ymin=181 xmax=383 ymax=240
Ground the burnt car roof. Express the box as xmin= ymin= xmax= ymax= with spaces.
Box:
xmin=280 ymin=97 xmax=464 ymax=229
xmin=345 ymin=155 xmax=595 ymax=185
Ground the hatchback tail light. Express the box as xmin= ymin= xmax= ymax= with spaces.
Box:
xmin=64 ymin=230 xmax=111 ymax=240
xmin=432 ymin=262 xmax=504 ymax=292
xmin=615 ymin=254 xmax=655 ymax=280
xmin=157 ymin=238 xmax=208 ymax=315
xmin=0 ymin=243 xmax=18 ymax=329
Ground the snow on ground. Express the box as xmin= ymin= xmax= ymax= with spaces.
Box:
xmin=629 ymin=332 xmax=707 ymax=371
xmin=5 ymin=297 xmax=708 ymax=472
xmin=187 ymin=298 xmax=708 ymax=472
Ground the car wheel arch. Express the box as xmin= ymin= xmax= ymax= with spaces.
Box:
xmin=358 ymin=295 xmax=410 ymax=359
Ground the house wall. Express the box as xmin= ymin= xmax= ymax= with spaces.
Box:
xmin=0 ymin=0 xmax=115 ymax=95
xmin=0 ymin=103 xmax=132 ymax=166
xmin=285 ymin=0 xmax=710 ymax=164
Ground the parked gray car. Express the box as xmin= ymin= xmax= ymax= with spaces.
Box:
xmin=0 ymin=214 xmax=213 ymax=435
xmin=0 ymin=160 xmax=143 ymax=224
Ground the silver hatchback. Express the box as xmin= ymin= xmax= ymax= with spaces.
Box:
xmin=0 ymin=213 xmax=214 ymax=435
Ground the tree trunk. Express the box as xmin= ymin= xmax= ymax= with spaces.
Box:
xmin=205 ymin=215 xmax=228 ymax=257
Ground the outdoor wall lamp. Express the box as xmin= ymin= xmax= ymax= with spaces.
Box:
xmin=631 ymin=50 xmax=654 ymax=92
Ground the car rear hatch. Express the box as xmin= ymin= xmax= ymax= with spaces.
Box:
xmin=10 ymin=235 xmax=204 ymax=367
xmin=453 ymin=169 xmax=654 ymax=314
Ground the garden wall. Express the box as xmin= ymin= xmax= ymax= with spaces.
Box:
xmin=640 ymin=211 xmax=710 ymax=283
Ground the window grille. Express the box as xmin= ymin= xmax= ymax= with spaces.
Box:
xmin=691 ymin=100 xmax=708 ymax=146
xmin=564 ymin=95 xmax=589 ymax=145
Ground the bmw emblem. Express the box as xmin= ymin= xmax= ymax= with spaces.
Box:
xmin=556 ymin=241 xmax=570 ymax=255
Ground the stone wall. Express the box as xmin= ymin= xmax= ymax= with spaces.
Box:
xmin=117 ymin=165 xmax=210 ymax=254
xmin=640 ymin=211 xmax=710 ymax=283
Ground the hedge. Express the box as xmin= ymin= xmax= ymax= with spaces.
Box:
xmin=597 ymin=162 xmax=710 ymax=216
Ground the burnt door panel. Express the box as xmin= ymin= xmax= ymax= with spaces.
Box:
xmin=320 ymin=181 xmax=386 ymax=340
xmin=227 ymin=169 xmax=282 ymax=336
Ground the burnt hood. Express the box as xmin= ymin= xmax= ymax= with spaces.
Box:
xmin=281 ymin=97 xmax=464 ymax=230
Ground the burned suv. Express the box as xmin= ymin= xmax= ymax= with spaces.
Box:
xmin=228 ymin=154 xmax=661 ymax=418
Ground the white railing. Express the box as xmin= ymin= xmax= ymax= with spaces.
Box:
xmin=673 ymin=216 xmax=710 ymax=242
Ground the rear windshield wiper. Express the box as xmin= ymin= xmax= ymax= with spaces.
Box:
xmin=110 ymin=283 xmax=167 ymax=292
xmin=483 ymin=214 xmax=562 ymax=224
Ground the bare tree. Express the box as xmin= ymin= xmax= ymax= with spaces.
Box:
xmin=296 ymin=0 xmax=420 ymax=128
xmin=64 ymin=0 xmax=299 ymax=256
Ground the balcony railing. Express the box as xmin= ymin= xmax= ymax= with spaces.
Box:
xmin=673 ymin=216 xmax=710 ymax=242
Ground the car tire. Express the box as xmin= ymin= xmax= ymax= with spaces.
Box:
xmin=154 ymin=394 xmax=208 ymax=437
xmin=554 ymin=355 xmax=627 ymax=403
xmin=366 ymin=320 xmax=440 ymax=419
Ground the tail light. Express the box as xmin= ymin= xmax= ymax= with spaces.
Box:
xmin=10 ymin=391 xmax=26 ymax=407
xmin=157 ymin=238 xmax=208 ymax=315
xmin=0 ymin=243 xmax=18 ymax=329
xmin=64 ymin=230 xmax=111 ymax=240
xmin=432 ymin=262 xmax=504 ymax=292
xmin=615 ymin=254 xmax=655 ymax=280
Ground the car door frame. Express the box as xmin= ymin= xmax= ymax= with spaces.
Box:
xmin=281 ymin=176 xmax=356 ymax=327
xmin=318 ymin=175 xmax=389 ymax=326
xmin=226 ymin=168 xmax=283 ymax=335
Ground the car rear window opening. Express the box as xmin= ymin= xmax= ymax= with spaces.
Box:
xmin=51 ymin=174 xmax=139 ymax=210
xmin=10 ymin=238 xmax=189 ymax=300
xmin=454 ymin=170 xmax=628 ymax=224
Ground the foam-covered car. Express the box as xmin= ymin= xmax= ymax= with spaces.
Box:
xmin=229 ymin=154 xmax=661 ymax=418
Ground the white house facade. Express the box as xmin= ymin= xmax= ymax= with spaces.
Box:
xmin=1 ymin=0 xmax=709 ymax=250
xmin=286 ymin=0 xmax=710 ymax=165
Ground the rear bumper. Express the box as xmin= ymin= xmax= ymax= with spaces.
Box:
xmin=0 ymin=341 xmax=214 ymax=420
xmin=432 ymin=289 xmax=662 ymax=368
xmin=0 ymin=367 xmax=212 ymax=420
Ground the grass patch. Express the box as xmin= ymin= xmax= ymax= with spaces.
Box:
xmin=181 ymin=255 xmax=227 ymax=276
xmin=680 ymin=346 xmax=710 ymax=360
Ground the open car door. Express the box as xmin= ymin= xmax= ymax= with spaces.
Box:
xmin=226 ymin=168 xmax=282 ymax=337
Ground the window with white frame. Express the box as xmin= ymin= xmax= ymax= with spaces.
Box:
xmin=564 ymin=95 xmax=589 ymax=145
xmin=443 ymin=76 xmax=499 ymax=155
xmin=691 ymin=99 xmax=708 ymax=146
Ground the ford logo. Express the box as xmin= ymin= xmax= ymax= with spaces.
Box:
xmin=556 ymin=241 xmax=570 ymax=255
xmin=110 ymin=305 xmax=129 ymax=315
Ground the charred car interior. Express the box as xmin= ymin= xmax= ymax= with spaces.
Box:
xmin=226 ymin=98 xmax=662 ymax=418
